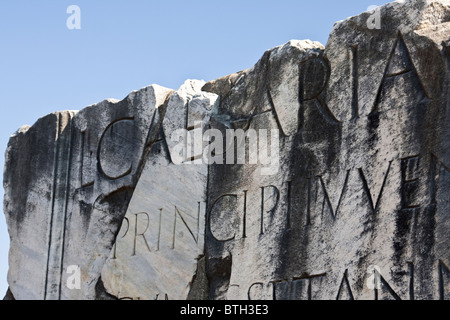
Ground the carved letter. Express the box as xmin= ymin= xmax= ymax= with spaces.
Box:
xmin=154 ymin=293 xmax=169 ymax=300
xmin=242 ymin=191 xmax=248 ymax=239
xmin=171 ymin=206 xmax=199 ymax=249
xmin=374 ymin=270 xmax=402 ymax=300
xmin=98 ymin=118 xmax=135 ymax=180
xmin=112 ymin=217 xmax=129 ymax=259
xmin=270 ymin=279 xmax=291 ymax=300
xmin=359 ymin=161 xmax=392 ymax=213
xmin=401 ymin=156 xmax=421 ymax=210
xmin=316 ymin=171 xmax=350 ymax=220
xmin=260 ymin=186 xmax=280 ymax=235
xmin=429 ymin=154 xmax=450 ymax=205
xmin=336 ymin=270 xmax=354 ymax=300
xmin=132 ymin=213 xmax=151 ymax=256
xmin=79 ymin=130 xmax=94 ymax=188
xmin=371 ymin=34 xmax=428 ymax=115
xmin=248 ymin=283 xmax=265 ymax=301
xmin=209 ymin=194 xmax=239 ymax=242
xmin=299 ymin=57 xmax=339 ymax=126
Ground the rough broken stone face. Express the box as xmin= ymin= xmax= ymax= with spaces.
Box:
xmin=203 ymin=0 xmax=450 ymax=300
xmin=3 ymin=0 xmax=450 ymax=300
xmin=101 ymin=80 xmax=219 ymax=300
xmin=4 ymin=85 xmax=173 ymax=300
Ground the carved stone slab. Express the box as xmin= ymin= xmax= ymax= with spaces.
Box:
xmin=4 ymin=85 xmax=173 ymax=300
xmin=202 ymin=0 xmax=450 ymax=300
xmin=3 ymin=0 xmax=450 ymax=300
xmin=101 ymin=80 xmax=219 ymax=300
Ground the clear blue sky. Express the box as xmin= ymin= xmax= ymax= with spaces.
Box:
xmin=0 ymin=0 xmax=393 ymax=298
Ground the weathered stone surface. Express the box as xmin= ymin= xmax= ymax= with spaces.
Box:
xmin=101 ymin=80 xmax=219 ymax=300
xmin=203 ymin=0 xmax=450 ymax=300
xmin=4 ymin=85 xmax=173 ymax=300
xmin=3 ymin=288 xmax=15 ymax=300
xmin=3 ymin=0 xmax=450 ymax=300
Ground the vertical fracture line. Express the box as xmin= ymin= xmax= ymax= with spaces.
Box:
xmin=171 ymin=208 xmax=177 ymax=249
xmin=79 ymin=131 xmax=85 ymax=187
xmin=307 ymin=279 xmax=312 ymax=301
xmin=58 ymin=113 xmax=74 ymax=299
xmin=286 ymin=181 xmax=292 ymax=229
xmin=197 ymin=202 xmax=200 ymax=243
xmin=44 ymin=112 xmax=73 ymax=299
xmin=409 ymin=262 xmax=415 ymax=301
xmin=44 ymin=113 xmax=61 ymax=300
xmin=351 ymin=45 xmax=359 ymax=120
xmin=374 ymin=269 xmax=379 ymax=300
xmin=243 ymin=191 xmax=248 ymax=238
xmin=133 ymin=214 xmax=138 ymax=256
xmin=184 ymin=99 xmax=190 ymax=162
xmin=112 ymin=242 xmax=117 ymax=260
xmin=439 ymin=261 xmax=445 ymax=300
xmin=306 ymin=177 xmax=312 ymax=226
xmin=157 ymin=208 xmax=162 ymax=251
xmin=260 ymin=187 xmax=265 ymax=235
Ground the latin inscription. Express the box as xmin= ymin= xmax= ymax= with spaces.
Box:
xmin=237 ymin=260 xmax=447 ymax=300
xmin=209 ymin=153 xmax=448 ymax=242
xmin=10 ymin=24 xmax=448 ymax=302
xmin=113 ymin=202 xmax=205 ymax=259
